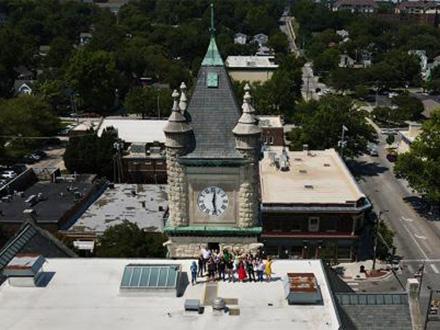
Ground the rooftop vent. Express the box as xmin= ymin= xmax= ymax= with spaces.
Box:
xmin=299 ymin=169 xmax=307 ymax=174
xmin=212 ymin=297 xmax=226 ymax=310
xmin=3 ymin=254 xmax=46 ymax=287
xmin=284 ymin=273 xmax=323 ymax=305
xmin=304 ymin=185 xmax=314 ymax=189
xmin=294 ymin=158 xmax=302 ymax=161
xmin=324 ymin=163 xmax=331 ymax=167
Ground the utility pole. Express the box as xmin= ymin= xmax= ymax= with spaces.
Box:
xmin=338 ymin=125 xmax=348 ymax=158
xmin=372 ymin=209 xmax=388 ymax=271
xmin=418 ymin=261 xmax=426 ymax=297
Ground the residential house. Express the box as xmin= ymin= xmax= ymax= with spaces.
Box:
xmin=338 ymin=54 xmax=355 ymax=68
xmin=13 ymin=80 xmax=35 ymax=96
xmin=13 ymin=66 xmax=33 ymax=80
xmin=234 ymin=32 xmax=247 ymax=45
xmin=333 ymin=0 xmax=378 ymax=13
xmin=252 ymin=33 xmax=269 ymax=47
xmin=39 ymin=45 xmax=50 ymax=57
xmin=79 ymin=32 xmax=92 ymax=46
xmin=395 ymin=1 xmax=440 ymax=14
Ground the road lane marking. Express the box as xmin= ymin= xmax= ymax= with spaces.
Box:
xmin=407 ymin=264 xmax=414 ymax=273
xmin=400 ymin=216 xmax=414 ymax=222
xmin=414 ymin=234 xmax=427 ymax=240
xmin=431 ymin=264 xmax=440 ymax=274
xmin=403 ymin=224 xmax=429 ymax=259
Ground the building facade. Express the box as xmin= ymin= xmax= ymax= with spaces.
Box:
xmin=163 ymin=10 xmax=262 ymax=258
xmin=259 ymin=148 xmax=371 ymax=261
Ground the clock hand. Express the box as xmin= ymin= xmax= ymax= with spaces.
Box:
xmin=212 ymin=191 xmax=217 ymax=214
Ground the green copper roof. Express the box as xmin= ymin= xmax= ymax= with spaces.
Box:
xmin=164 ymin=225 xmax=262 ymax=236
xmin=201 ymin=37 xmax=224 ymax=67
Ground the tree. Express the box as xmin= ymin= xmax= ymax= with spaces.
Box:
xmin=95 ymin=221 xmax=167 ymax=258
xmin=287 ymin=95 xmax=376 ymax=157
xmin=313 ymin=48 xmax=340 ymax=76
xmin=395 ymin=110 xmax=440 ymax=206
xmin=34 ymin=79 xmax=71 ymax=115
xmin=268 ymin=31 xmax=289 ymax=55
xmin=0 ymin=96 xmax=61 ymax=162
xmin=377 ymin=221 xmax=395 ymax=260
xmin=124 ymin=87 xmax=172 ymax=118
xmin=386 ymin=134 xmax=395 ymax=145
xmin=65 ymin=49 xmax=121 ymax=114
xmin=63 ymin=128 xmax=118 ymax=178
xmin=391 ymin=94 xmax=423 ymax=122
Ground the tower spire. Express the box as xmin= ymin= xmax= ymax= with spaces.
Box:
xmin=209 ymin=1 xmax=215 ymax=37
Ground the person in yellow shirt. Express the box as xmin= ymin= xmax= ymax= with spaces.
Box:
xmin=265 ymin=257 xmax=273 ymax=282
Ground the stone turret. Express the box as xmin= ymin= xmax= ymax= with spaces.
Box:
xmin=179 ymin=82 xmax=188 ymax=113
xmin=163 ymin=88 xmax=192 ymax=227
xmin=233 ymin=84 xmax=261 ymax=228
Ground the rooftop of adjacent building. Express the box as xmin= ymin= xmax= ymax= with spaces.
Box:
xmin=67 ymin=184 xmax=167 ymax=235
xmin=97 ymin=117 xmax=167 ymax=144
xmin=399 ymin=122 xmax=422 ymax=143
xmin=0 ymin=176 xmax=97 ymax=225
xmin=260 ymin=147 xmax=366 ymax=205
xmin=0 ymin=258 xmax=340 ymax=330
xmin=225 ymin=56 xmax=278 ymax=69
xmin=257 ymin=115 xmax=283 ymax=128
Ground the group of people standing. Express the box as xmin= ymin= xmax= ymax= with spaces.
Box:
xmin=190 ymin=247 xmax=273 ymax=285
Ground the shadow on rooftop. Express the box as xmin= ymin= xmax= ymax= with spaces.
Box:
xmin=36 ymin=271 xmax=55 ymax=287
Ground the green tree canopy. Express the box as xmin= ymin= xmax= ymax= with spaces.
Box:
xmin=124 ymin=87 xmax=172 ymax=118
xmin=288 ymin=95 xmax=376 ymax=157
xmin=63 ymin=128 xmax=118 ymax=178
xmin=95 ymin=221 xmax=167 ymax=258
xmin=395 ymin=110 xmax=440 ymax=205
xmin=0 ymin=95 xmax=61 ymax=162
xmin=65 ymin=49 xmax=121 ymax=114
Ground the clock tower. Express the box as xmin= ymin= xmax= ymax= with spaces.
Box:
xmin=163 ymin=4 xmax=262 ymax=258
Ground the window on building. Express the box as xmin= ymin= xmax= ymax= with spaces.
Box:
xmin=308 ymin=217 xmax=320 ymax=232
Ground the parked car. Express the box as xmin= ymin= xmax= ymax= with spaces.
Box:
xmin=11 ymin=164 xmax=27 ymax=174
xmin=367 ymin=144 xmax=379 ymax=156
xmin=386 ymin=153 xmax=397 ymax=162
xmin=33 ymin=150 xmax=47 ymax=159
xmin=1 ymin=170 xmax=17 ymax=179
xmin=22 ymin=155 xmax=36 ymax=164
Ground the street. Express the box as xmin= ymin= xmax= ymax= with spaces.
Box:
xmin=349 ymin=125 xmax=440 ymax=327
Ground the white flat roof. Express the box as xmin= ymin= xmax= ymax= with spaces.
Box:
xmin=225 ymin=56 xmax=278 ymax=69
xmin=257 ymin=115 xmax=283 ymax=128
xmin=68 ymin=184 xmax=167 ymax=234
xmin=97 ymin=118 xmax=167 ymax=144
xmin=260 ymin=148 xmax=365 ymax=205
xmin=0 ymin=258 xmax=340 ymax=330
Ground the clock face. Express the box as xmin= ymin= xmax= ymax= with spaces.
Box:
xmin=197 ymin=186 xmax=229 ymax=216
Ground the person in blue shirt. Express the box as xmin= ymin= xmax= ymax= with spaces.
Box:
xmin=190 ymin=261 xmax=198 ymax=285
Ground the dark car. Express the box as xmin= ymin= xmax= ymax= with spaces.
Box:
xmin=386 ymin=153 xmax=397 ymax=162
xmin=11 ymin=164 xmax=27 ymax=174
xmin=33 ymin=150 xmax=47 ymax=159
xmin=22 ymin=155 xmax=36 ymax=164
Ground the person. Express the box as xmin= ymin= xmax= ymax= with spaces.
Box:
xmin=218 ymin=257 xmax=226 ymax=281
xmin=190 ymin=261 xmax=198 ymax=285
xmin=246 ymin=257 xmax=255 ymax=282
xmin=265 ymin=257 xmax=273 ymax=282
xmin=257 ymin=258 xmax=265 ymax=282
xmin=197 ymin=255 xmax=204 ymax=277
xmin=207 ymin=257 xmax=216 ymax=282
xmin=226 ymin=257 xmax=234 ymax=282
xmin=201 ymin=246 xmax=211 ymax=275
xmin=238 ymin=259 xmax=247 ymax=282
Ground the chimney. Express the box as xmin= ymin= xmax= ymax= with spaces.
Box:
xmin=23 ymin=208 xmax=37 ymax=224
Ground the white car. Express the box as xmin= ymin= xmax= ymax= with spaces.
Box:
xmin=1 ymin=170 xmax=17 ymax=179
